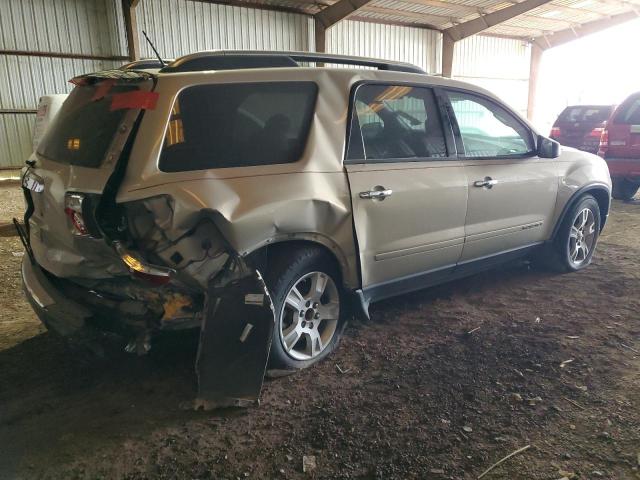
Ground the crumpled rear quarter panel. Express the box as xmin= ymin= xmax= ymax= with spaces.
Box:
xmin=115 ymin=68 xmax=387 ymax=290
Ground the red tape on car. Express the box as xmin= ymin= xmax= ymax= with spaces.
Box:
xmin=110 ymin=91 xmax=159 ymax=111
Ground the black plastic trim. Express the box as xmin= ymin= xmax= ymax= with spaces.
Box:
xmin=550 ymin=183 xmax=611 ymax=239
xmin=161 ymin=51 xmax=425 ymax=74
xmin=362 ymin=243 xmax=542 ymax=305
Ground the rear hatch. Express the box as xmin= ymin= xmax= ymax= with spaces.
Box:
xmin=604 ymin=93 xmax=640 ymax=160
xmin=23 ymin=70 xmax=157 ymax=279
xmin=551 ymin=105 xmax=613 ymax=152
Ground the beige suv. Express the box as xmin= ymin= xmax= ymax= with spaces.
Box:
xmin=19 ymin=51 xmax=611 ymax=377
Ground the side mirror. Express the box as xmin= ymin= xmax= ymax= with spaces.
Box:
xmin=537 ymin=135 xmax=561 ymax=159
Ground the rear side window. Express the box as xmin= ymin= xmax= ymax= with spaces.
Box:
xmin=346 ymin=84 xmax=447 ymax=162
xmin=613 ymin=95 xmax=640 ymax=124
xmin=37 ymin=82 xmax=140 ymax=168
xmin=159 ymin=82 xmax=317 ymax=172
xmin=558 ymin=106 xmax=613 ymax=123
xmin=446 ymin=91 xmax=534 ymax=159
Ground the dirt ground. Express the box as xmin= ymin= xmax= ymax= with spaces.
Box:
xmin=1 ymin=184 xmax=639 ymax=480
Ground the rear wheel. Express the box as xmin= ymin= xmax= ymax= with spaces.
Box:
xmin=612 ymin=178 xmax=639 ymax=201
xmin=264 ymin=246 xmax=346 ymax=371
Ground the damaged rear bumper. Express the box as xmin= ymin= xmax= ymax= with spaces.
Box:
xmin=22 ymin=256 xmax=277 ymax=409
xmin=22 ymin=256 xmax=93 ymax=336
xmin=21 ymin=256 xmax=201 ymax=337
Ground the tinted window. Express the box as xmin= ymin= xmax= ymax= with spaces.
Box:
xmin=614 ymin=95 xmax=640 ymax=125
xmin=558 ymin=106 xmax=613 ymax=123
xmin=447 ymin=91 xmax=534 ymax=158
xmin=159 ymin=82 xmax=317 ymax=172
xmin=347 ymin=84 xmax=447 ymax=161
xmin=37 ymin=82 xmax=139 ymax=167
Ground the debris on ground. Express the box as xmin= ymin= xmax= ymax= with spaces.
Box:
xmin=509 ymin=393 xmax=523 ymax=403
xmin=477 ymin=444 xmax=531 ymax=479
xmin=335 ymin=364 xmax=351 ymax=374
xmin=302 ymin=455 xmax=316 ymax=473
xmin=560 ymin=359 xmax=574 ymax=368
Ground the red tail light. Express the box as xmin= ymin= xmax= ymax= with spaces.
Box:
xmin=550 ymin=127 xmax=561 ymax=138
xmin=589 ymin=127 xmax=604 ymax=138
xmin=598 ymin=127 xmax=609 ymax=157
xmin=64 ymin=193 xmax=89 ymax=236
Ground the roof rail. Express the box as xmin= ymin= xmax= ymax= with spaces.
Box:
xmin=120 ymin=59 xmax=174 ymax=70
xmin=160 ymin=50 xmax=425 ymax=74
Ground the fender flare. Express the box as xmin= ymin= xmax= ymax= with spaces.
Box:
xmin=550 ymin=182 xmax=611 ymax=241
xmin=244 ymin=233 xmax=358 ymax=290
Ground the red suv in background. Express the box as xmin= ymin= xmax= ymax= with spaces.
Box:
xmin=598 ymin=92 xmax=640 ymax=200
xmin=550 ymin=105 xmax=615 ymax=154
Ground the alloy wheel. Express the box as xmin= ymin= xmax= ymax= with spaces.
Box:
xmin=278 ymin=271 xmax=340 ymax=361
xmin=568 ymin=208 xmax=596 ymax=267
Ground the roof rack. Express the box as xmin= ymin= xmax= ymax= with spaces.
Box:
xmin=160 ymin=50 xmax=425 ymax=74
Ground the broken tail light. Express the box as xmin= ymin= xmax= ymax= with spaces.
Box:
xmin=64 ymin=193 xmax=89 ymax=236
xmin=114 ymin=242 xmax=174 ymax=285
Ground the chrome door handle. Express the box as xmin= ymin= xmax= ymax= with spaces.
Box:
xmin=359 ymin=188 xmax=393 ymax=200
xmin=473 ymin=177 xmax=498 ymax=189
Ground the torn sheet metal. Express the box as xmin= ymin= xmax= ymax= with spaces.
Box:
xmin=194 ymin=269 xmax=275 ymax=409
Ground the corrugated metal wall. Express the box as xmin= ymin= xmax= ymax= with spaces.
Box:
xmin=0 ymin=0 xmax=314 ymax=168
xmin=0 ymin=0 xmax=127 ymax=169
xmin=136 ymin=0 xmax=314 ymax=59
xmin=452 ymin=35 xmax=531 ymax=117
xmin=327 ymin=20 xmax=442 ymax=74
xmin=0 ymin=0 xmax=532 ymax=169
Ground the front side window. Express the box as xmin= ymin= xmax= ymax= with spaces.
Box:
xmin=347 ymin=84 xmax=447 ymax=161
xmin=159 ymin=82 xmax=317 ymax=172
xmin=614 ymin=95 xmax=640 ymax=125
xmin=446 ymin=91 xmax=534 ymax=159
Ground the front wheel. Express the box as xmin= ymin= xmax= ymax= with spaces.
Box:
xmin=264 ymin=247 xmax=346 ymax=371
xmin=549 ymin=195 xmax=601 ymax=272
xmin=612 ymin=178 xmax=639 ymax=201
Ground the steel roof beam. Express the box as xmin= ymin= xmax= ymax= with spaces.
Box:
xmin=315 ymin=0 xmax=376 ymax=28
xmin=122 ymin=0 xmax=140 ymax=61
xmin=532 ymin=9 xmax=639 ymax=48
xmin=443 ymin=0 xmax=555 ymax=41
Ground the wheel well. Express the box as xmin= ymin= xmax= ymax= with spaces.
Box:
xmin=247 ymin=240 xmax=345 ymax=286
xmin=553 ymin=186 xmax=610 ymax=240
xmin=586 ymin=188 xmax=610 ymax=231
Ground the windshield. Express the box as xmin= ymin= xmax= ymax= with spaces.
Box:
xmin=37 ymin=82 xmax=140 ymax=168
xmin=558 ymin=106 xmax=613 ymax=124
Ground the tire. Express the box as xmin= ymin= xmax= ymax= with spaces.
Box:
xmin=548 ymin=194 xmax=601 ymax=273
xmin=611 ymin=178 xmax=639 ymax=201
xmin=264 ymin=246 xmax=346 ymax=371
